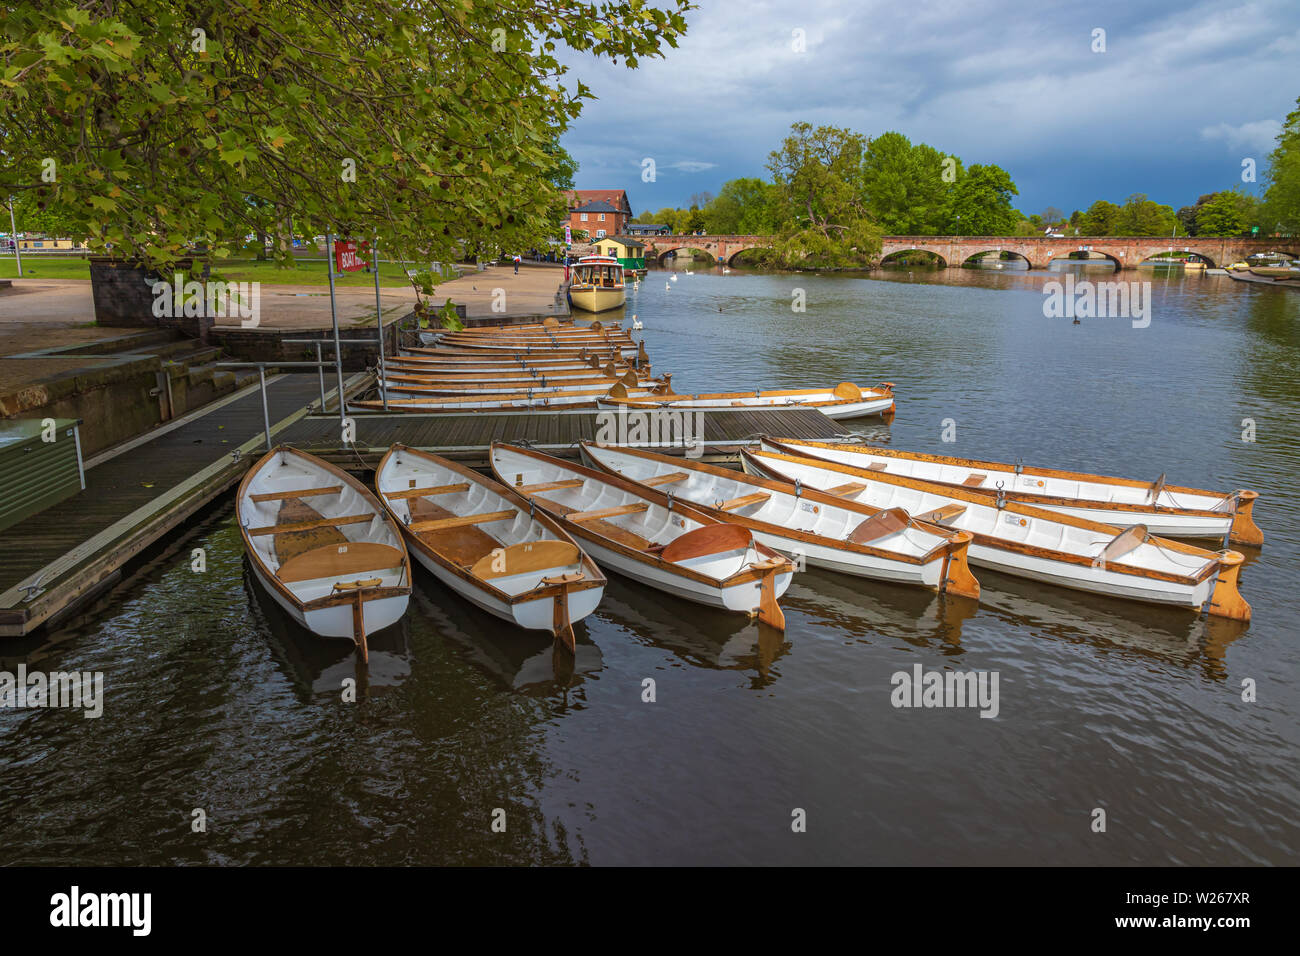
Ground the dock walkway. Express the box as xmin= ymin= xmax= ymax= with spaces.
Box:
xmin=0 ymin=373 xmax=347 ymax=636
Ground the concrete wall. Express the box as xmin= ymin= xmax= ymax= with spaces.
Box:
xmin=89 ymin=257 xmax=214 ymax=339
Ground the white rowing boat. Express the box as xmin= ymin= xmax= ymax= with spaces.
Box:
xmin=579 ymin=442 xmax=979 ymax=600
xmin=759 ymin=437 xmax=1263 ymax=546
xmin=374 ymin=369 xmax=660 ymax=395
xmin=357 ymin=381 xmax=668 ymax=411
xmin=491 ymin=443 xmax=793 ymax=628
xmin=236 ymin=446 xmax=412 ymax=660
xmin=375 ymin=445 xmax=605 ymax=651
xmin=598 ymin=381 xmax=896 ymax=420
xmin=741 ymin=446 xmax=1250 ymax=620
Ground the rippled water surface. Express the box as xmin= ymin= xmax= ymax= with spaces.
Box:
xmin=3 ymin=265 xmax=1298 ymax=865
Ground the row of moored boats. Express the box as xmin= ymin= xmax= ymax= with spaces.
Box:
xmin=350 ymin=317 xmax=898 ymax=419
xmin=236 ymin=436 xmax=1260 ymax=659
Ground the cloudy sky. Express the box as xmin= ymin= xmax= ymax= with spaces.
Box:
xmin=559 ymin=0 xmax=1300 ymax=220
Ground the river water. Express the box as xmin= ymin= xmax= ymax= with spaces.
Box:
xmin=2 ymin=265 xmax=1297 ymax=865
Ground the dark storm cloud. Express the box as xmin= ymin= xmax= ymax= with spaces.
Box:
xmin=560 ymin=0 xmax=1300 ymax=218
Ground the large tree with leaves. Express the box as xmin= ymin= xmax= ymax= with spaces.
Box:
xmin=762 ymin=122 xmax=879 ymax=267
xmin=946 ymin=163 xmax=1019 ymax=235
xmin=860 ymin=131 xmax=951 ymax=235
xmin=0 ymin=1 xmax=688 ymax=270
xmin=1263 ymin=95 xmax=1300 ymax=234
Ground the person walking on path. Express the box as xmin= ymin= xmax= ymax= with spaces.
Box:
xmin=513 ymin=254 xmax=521 ymax=275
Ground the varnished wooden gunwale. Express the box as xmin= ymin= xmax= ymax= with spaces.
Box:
xmin=747 ymin=448 xmax=1227 ymax=586
xmin=578 ymin=442 xmax=957 ymax=567
xmin=491 ymin=442 xmax=792 ymax=591
xmin=375 ymin=445 xmax=605 ymax=610
xmin=765 ymin=438 xmax=1246 ymax=507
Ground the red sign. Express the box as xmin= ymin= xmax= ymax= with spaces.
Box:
xmin=334 ymin=239 xmax=365 ymax=272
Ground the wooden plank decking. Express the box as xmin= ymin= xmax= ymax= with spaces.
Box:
xmin=0 ymin=373 xmax=355 ymax=637
xmin=278 ymin=406 xmax=845 ymax=469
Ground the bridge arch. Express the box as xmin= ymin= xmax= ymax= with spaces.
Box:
xmin=1133 ymin=247 xmax=1218 ymax=269
xmin=962 ymin=250 xmax=1032 ymax=269
xmin=652 ymin=245 xmax=717 ymax=266
xmin=880 ymin=248 xmax=949 ymax=268
xmin=1048 ymin=250 xmax=1122 ymax=272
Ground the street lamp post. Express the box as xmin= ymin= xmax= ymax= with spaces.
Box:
xmin=7 ymin=197 xmax=22 ymax=277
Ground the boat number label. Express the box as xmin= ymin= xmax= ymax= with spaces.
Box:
xmin=1021 ymin=477 xmax=1045 ymax=488
xmin=799 ymin=501 xmax=818 ymax=513
xmin=1004 ymin=514 xmax=1028 ymax=527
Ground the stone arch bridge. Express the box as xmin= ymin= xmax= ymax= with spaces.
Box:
xmin=636 ymin=234 xmax=1298 ymax=270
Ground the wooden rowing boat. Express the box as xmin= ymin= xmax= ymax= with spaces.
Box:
xmin=381 ymin=365 xmax=667 ymax=391
xmin=236 ymin=446 xmax=412 ymax=661
xmin=491 ymin=443 xmax=792 ymax=628
xmin=375 ymin=444 xmax=605 ymax=651
xmin=385 ymin=356 xmax=654 ymax=379
xmin=741 ymin=446 xmax=1250 ymax=620
xmin=579 ymin=442 xmax=979 ymax=600
xmin=417 ymin=341 xmax=647 ymax=362
xmin=364 ymin=379 xmax=668 ymax=409
xmin=401 ymin=346 xmax=648 ymax=367
xmin=599 ymin=381 xmax=896 ymax=420
xmin=380 ymin=376 xmax=670 ymax=397
xmin=760 ymin=437 xmax=1263 ymax=546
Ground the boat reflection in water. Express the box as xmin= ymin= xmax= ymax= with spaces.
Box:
xmin=592 ymin=577 xmax=788 ymax=686
xmin=781 ymin=567 xmax=978 ymax=651
xmin=243 ymin=561 xmax=412 ymax=700
xmin=972 ymin=565 xmax=1252 ymax=679
xmin=410 ymin=575 xmax=603 ymax=694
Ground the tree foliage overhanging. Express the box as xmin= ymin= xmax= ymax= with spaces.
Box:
xmin=0 ymin=1 xmax=690 ymax=268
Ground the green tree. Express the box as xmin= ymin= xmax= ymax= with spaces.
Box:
xmin=1263 ymin=95 xmax=1300 ymax=233
xmin=542 ymin=140 xmax=578 ymax=192
xmin=762 ymin=122 xmax=879 ymax=268
xmin=946 ymin=163 xmax=1019 ymax=235
xmin=0 ymin=1 xmax=689 ymax=270
xmin=703 ymin=177 xmax=778 ymax=234
xmin=1114 ymin=193 xmax=1177 ymax=236
xmin=1079 ymin=200 xmax=1121 ymax=235
xmin=1195 ymin=188 xmax=1259 ymax=236
xmin=859 ymin=131 xmax=950 ymax=235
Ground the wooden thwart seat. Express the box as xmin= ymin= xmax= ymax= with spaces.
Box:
xmin=567 ymin=502 xmax=649 ymax=523
xmin=469 ymin=540 xmax=581 ymax=580
xmin=250 ymin=513 xmax=375 ymax=536
xmin=516 ymin=478 xmax=584 ymax=494
xmin=915 ymin=504 xmax=967 ymax=524
xmin=961 ymin=473 xmax=987 ymax=487
xmin=277 ymin=542 xmax=405 ymax=584
xmin=384 ymin=482 xmax=471 ymax=499
xmin=823 ymin=482 xmax=866 ymax=498
xmin=250 ymin=485 xmax=343 ymax=503
xmin=715 ymin=492 xmax=770 ymax=512
xmin=642 ymin=471 xmax=688 ymax=487
xmin=867 ymin=462 xmax=888 ymax=471
xmin=409 ymin=509 xmax=516 ymax=533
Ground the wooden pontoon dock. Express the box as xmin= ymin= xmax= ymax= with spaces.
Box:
xmin=0 ymin=373 xmax=847 ymax=637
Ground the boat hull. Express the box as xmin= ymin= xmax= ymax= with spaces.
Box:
xmin=567 ymin=286 xmax=627 ymax=313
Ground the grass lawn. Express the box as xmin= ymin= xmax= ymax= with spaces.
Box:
xmin=0 ymin=253 xmax=457 ymax=287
